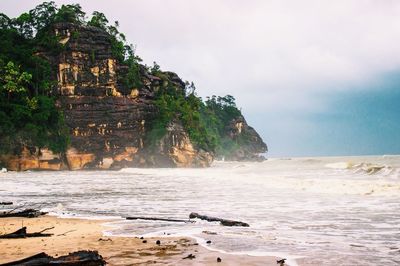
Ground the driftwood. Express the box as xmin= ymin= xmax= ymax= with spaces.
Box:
xmin=57 ymin=229 xmax=77 ymax=236
xmin=126 ymin=214 xmax=249 ymax=226
xmin=0 ymin=250 xmax=106 ymax=266
xmin=189 ymin=212 xmax=250 ymax=227
xmin=126 ymin=216 xmax=193 ymax=223
xmin=277 ymin=258 xmax=286 ymax=266
xmin=0 ymin=226 xmax=53 ymax=239
xmin=0 ymin=208 xmax=47 ymax=218
xmin=182 ymin=254 xmax=196 ymax=260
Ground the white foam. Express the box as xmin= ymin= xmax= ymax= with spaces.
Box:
xmin=1 ymin=155 xmax=399 ymax=265
xmin=325 ymin=162 xmax=352 ymax=169
xmin=190 ymin=235 xmax=301 ymax=266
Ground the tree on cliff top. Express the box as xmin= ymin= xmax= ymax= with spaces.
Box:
xmin=54 ymin=4 xmax=85 ymax=24
xmin=88 ymin=11 xmax=108 ymax=29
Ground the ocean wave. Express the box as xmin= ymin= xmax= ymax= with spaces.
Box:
xmin=325 ymin=162 xmax=353 ymax=169
xmin=351 ymin=163 xmax=389 ymax=175
xmin=325 ymin=161 xmax=398 ymax=179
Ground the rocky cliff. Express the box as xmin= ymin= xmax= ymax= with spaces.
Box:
xmin=1 ymin=22 xmax=266 ymax=171
xmin=223 ymin=116 xmax=267 ymax=161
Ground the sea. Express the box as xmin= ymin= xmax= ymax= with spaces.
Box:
xmin=1 ymin=155 xmax=399 ymax=265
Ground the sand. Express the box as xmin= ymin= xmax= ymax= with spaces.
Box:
xmin=0 ymin=216 xmax=279 ymax=265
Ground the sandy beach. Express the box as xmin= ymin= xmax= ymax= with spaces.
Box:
xmin=2 ymin=157 xmax=398 ymax=265
xmin=0 ymin=216 xmax=279 ymax=265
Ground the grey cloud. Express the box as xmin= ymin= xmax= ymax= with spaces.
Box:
xmin=2 ymin=0 xmax=399 ymax=155
xmin=3 ymin=0 xmax=400 ymax=111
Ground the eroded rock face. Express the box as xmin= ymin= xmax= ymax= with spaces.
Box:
xmin=143 ymin=122 xmax=213 ymax=168
xmin=224 ymin=116 xmax=268 ymax=161
xmin=0 ymin=22 xmax=266 ymax=171
xmin=48 ymin=23 xmax=170 ymax=170
xmin=52 ymin=23 xmax=121 ymax=98
xmin=41 ymin=22 xmax=209 ymax=170
xmin=0 ymin=147 xmax=64 ymax=171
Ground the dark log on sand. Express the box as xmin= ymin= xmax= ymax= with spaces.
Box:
xmin=182 ymin=254 xmax=196 ymax=260
xmin=0 ymin=226 xmax=53 ymax=239
xmin=277 ymin=258 xmax=287 ymax=266
xmin=0 ymin=250 xmax=106 ymax=266
xmin=189 ymin=212 xmax=250 ymax=227
xmin=126 ymin=216 xmax=193 ymax=223
xmin=0 ymin=202 xmax=13 ymax=205
xmin=0 ymin=208 xmax=47 ymax=218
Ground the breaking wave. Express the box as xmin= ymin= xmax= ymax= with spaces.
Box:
xmin=1 ymin=155 xmax=400 ymax=265
xmin=325 ymin=159 xmax=399 ymax=180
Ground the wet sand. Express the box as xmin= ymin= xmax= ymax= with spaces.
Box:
xmin=0 ymin=216 xmax=279 ymax=265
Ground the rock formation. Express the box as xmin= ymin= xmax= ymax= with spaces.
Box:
xmin=0 ymin=22 xmax=266 ymax=170
xmin=223 ymin=116 xmax=267 ymax=161
xmin=144 ymin=121 xmax=213 ymax=168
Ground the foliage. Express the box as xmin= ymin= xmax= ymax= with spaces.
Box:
xmin=0 ymin=2 xmax=74 ymax=154
xmin=0 ymin=2 xmax=145 ymax=156
xmin=151 ymin=62 xmax=161 ymax=75
xmin=54 ymin=4 xmax=85 ymax=24
xmin=28 ymin=1 xmax=57 ymax=33
xmin=87 ymin=11 xmax=108 ymax=30
xmin=0 ymin=2 xmax=245 ymax=158
xmin=146 ymin=68 xmax=243 ymax=154
xmin=200 ymin=94 xmax=244 ymax=155
xmin=0 ymin=60 xmax=68 ymax=154
xmin=118 ymin=45 xmax=143 ymax=89
xmin=0 ymin=61 xmax=31 ymax=99
xmin=88 ymin=11 xmax=143 ymax=89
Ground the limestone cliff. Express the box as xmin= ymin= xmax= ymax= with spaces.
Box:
xmin=223 ymin=116 xmax=268 ymax=161
xmin=1 ymin=22 xmax=266 ymax=170
xmin=142 ymin=122 xmax=213 ymax=168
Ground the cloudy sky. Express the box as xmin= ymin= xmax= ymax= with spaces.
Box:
xmin=2 ymin=0 xmax=400 ymax=157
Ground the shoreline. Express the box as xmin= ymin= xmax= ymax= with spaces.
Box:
xmin=0 ymin=215 xmax=280 ymax=265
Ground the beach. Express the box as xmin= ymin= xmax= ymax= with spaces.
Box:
xmin=0 ymin=0 xmax=398 ymax=264
xmin=1 ymin=156 xmax=399 ymax=265
xmin=0 ymin=216 xmax=278 ymax=265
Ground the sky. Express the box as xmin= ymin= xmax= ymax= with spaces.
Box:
xmin=1 ymin=0 xmax=400 ymax=157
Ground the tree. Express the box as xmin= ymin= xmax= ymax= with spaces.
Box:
xmin=14 ymin=12 xmax=34 ymax=38
xmin=185 ymin=81 xmax=197 ymax=96
xmin=88 ymin=11 xmax=108 ymax=29
xmin=0 ymin=61 xmax=32 ymax=101
xmin=54 ymin=4 xmax=85 ymax=24
xmin=28 ymin=1 xmax=57 ymax=33
xmin=151 ymin=61 xmax=161 ymax=74
xmin=0 ymin=13 xmax=12 ymax=29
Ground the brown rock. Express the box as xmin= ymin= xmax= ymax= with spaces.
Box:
xmin=66 ymin=148 xmax=96 ymax=170
xmin=0 ymin=22 xmax=265 ymax=170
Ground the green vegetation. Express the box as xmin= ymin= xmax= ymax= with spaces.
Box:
xmin=0 ymin=2 xmax=83 ymax=154
xmin=87 ymin=10 xmax=143 ymax=89
xmin=202 ymin=95 xmax=246 ymax=156
xmin=0 ymin=2 xmax=143 ymax=155
xmin=85 ymin=8 xmax=245 ymax=155
xmin=0 ymin=60 xmax=68 ymax=153
xmin=0 ymin=2 xmax=246 ymax=158
xmin=146 ymin=62 xmax=244 ymax=154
